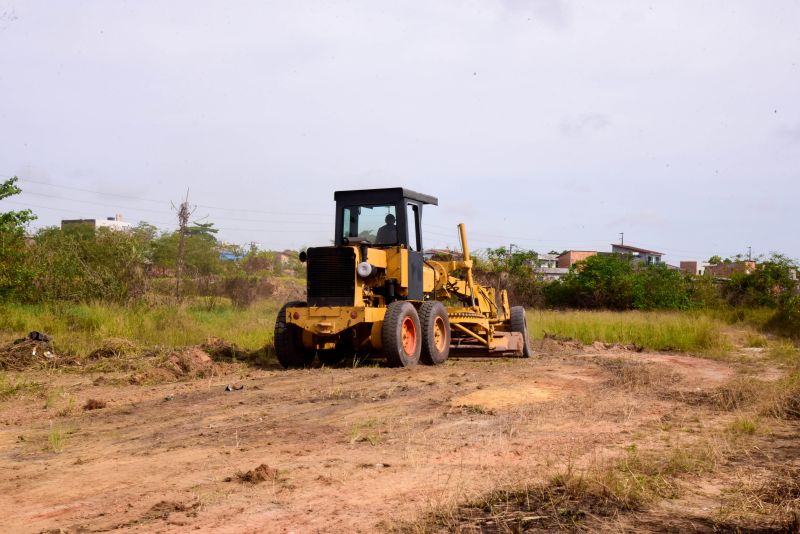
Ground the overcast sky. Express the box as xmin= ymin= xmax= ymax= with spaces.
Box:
xmin=1 ymin=1 xmax=798 ymax=261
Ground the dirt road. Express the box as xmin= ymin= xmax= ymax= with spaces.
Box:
xmin=0 ymin=341 xmax=794 ymax=533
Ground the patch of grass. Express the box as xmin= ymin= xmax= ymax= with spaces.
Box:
xmin=744 ymin=333 xmax=769 ymax=348
xmin=718 ymin=465 xmax=800 ymax=528
xmin=726 ymin=417 xmax=758 ymax=435
xmin=410 ymin=440 xmax=724 ymax=532
xmin=704 ymin=307 xmax=776 ymax=330
xmin=56 ymin=396 xmax=77 ymax=417
xmin=528 ymin=310 xmax=731 ymax=354
xmin=595 ymin=358 xmax=681 ymax=390
xmin=48 ymin=424 xmax=66 ymax=452
xmin=767 ymin=340 xmax=800 ymax=364
xmin=0 ymin=373 xmax=42 ymax=400
xmin=349 ymin=419 xmax=382 ymax=446
xmin=0 ymin=299 xmax=282 ymax=358
xmin=763 ymin=372 xmax=800 ymax=420
xmin=43 ymin=386 xmax=64 ymax=409
xmin=671 ymin=377 xmax=763 ymax=411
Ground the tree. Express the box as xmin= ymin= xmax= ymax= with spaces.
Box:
xmin=0 ymin=177 xmax=36 ymax=301
xmin=723 ymin=253 xmax=798 ymax=307
xmin=485 ymin=246 xmax=538 ymax=277
xmin=0 ymin=176 xmax=36 ymax=231
xmin=708 ymin=255 xmax=722 ymax=265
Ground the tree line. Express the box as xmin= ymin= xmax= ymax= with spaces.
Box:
xmin=0 ymin=177 xmax=303 ymax=305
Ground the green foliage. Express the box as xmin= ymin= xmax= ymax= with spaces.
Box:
xmin=766 ymin=296 xmax=800 ymax=339
xmin=151 ymin=229 xmax=220 ymax=276
xmin=0 ymin=177 xmax=37 ymax=302
xmin=544 ymin=255 xmax=695 ymax=311
xmin=708 ymin=255 xmax=722 ymax=265
xmin=544 ymin=254 xmax=627 ymax=309
xmin=723 ymin=254 xmax=797 ymax=308
xmin=484 ymin=246 xmax=538 ymax=277
xmin=24 ymin=227 xmax=149 ymax=302
xmin=631 ymin=264 xmax=692 ymax=310
xmin=0 ymin=176 xmax=36 ymax=231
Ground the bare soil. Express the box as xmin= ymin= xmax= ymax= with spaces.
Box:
xmin=0 ymin=339 xmax=796 ymax=533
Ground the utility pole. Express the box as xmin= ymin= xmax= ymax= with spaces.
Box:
xmin=619 ymin=232 xmax=624 ymax=246
xmin=173 ymin=189 xmax=194 ymax=299
xmin=747 ymin=246 xmax=752 ymax=261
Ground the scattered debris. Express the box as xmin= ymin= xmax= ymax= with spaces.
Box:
xmin=163 ymin=347 xmax=218 ymax=378
xmin=28 ymin=331 xmax=51 ymax=342
xmin=83 ymin=399 xmax=107 ymax=411
xmin=358 ymin=462 xmax=390 ymax=469
xmin=0 ymin=338 xmax=59 ymax=371
xmin=164 ymin=395 xmax=176 ymax=402
xmin=234 ymin=463 xmax=279 ymax=484
xmin=141 ymin=500 xmax=199 ymax=522
xmin=202 ymin=337 xmax=246 ymax=361
xmin=87 ymin=338 xmax=139 ymax=360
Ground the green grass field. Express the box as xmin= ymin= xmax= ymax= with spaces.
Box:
xmin=0 ymin=299 xmax=282 ymax=356
xmin=527 ymin=310 xmax=732 ymax=354
xmin=1 ymin=300 xmax=795 ymax=360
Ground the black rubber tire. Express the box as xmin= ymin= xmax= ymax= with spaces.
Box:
xmin=419 ymin=301 xmax=450 ymax=365
xmin=274 ymin=301 xmax=316 ymax=368
xmin=382 ymin=301 xmax=422 ymax=368
xmin=510 ymin=306 xmax=532 ymax=358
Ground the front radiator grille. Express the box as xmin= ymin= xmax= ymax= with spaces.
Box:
xmin=306 ymin=247 xmax=355 ymax=307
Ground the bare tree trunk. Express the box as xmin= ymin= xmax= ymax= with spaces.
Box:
xmin=174 ymin=190 xmax=192 ymax=300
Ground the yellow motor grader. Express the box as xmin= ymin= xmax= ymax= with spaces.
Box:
xmin=274 ymin=187 xmax=531 ymax=368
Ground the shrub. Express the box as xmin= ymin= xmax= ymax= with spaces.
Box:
xmin=766 ymin=296 xmax=800 ymax=339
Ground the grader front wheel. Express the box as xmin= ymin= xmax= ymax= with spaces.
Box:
xmin=274 ymin=301 xmax=316 ymax=369
xmin=382 ymin=301 xmax=422 ymax=368
xmin=510 ymin=306 xmax=532 ymax=358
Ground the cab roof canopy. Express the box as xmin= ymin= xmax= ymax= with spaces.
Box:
xmin=334 ymin=187 xmax=438 ymax=206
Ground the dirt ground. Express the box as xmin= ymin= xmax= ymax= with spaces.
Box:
xmin=0 ymin=339 xmax=797 ymax=533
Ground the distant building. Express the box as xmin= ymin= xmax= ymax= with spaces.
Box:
xmin=536 ymin=253 xmax=559 ymax=269
xmin=557 ymin=250 xmax=597 ymax=268
xmin=533 ymin=253 xmax=568 ymax=280
xmin=680 ymin=260 xmax=712 ymax=276
xmin=611 ymin=244 xmax=663 ymax=265
xmin=61 ymin=214 xmax=131 ymax=232
xmin=705 ymin=261 xmax=756 ymax=278
xmin=535 ymin=266 xmax=569 ymax=281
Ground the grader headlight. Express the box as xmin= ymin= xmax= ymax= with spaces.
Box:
xmin=357 ymin=261 xmax=374 ymax=278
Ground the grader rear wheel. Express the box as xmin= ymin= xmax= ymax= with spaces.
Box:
xmin=419 ymin=301 xmax=450 ymax=365
xmin=382 ymin=301 xmax=421 ymax=368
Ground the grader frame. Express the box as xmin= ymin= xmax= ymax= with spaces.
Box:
xmin=274 ymin=188 xmax=531 ymax=368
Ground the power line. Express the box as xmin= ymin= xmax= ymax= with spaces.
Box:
xmin=15 ymin=176 xmax=331 ymax=217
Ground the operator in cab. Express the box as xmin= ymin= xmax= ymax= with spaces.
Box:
xmin=376 ymin=213 xmax=397 ymax=245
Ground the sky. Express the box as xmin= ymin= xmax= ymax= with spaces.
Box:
xmin=1 ymin=0 xmax=798 ymax=262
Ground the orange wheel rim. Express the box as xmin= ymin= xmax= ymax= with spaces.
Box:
xmin=401 ymin=316 xmax=417 ymax=356
xmin=433 ymin=316 xmax=446 ymax=352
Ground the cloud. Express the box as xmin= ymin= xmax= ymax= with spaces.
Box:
xmin=558 ymin=113 xmax=611 ymax=137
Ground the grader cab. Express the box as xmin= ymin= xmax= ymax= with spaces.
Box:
xmin=274 ymin=187 xmax=531 ymax=368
